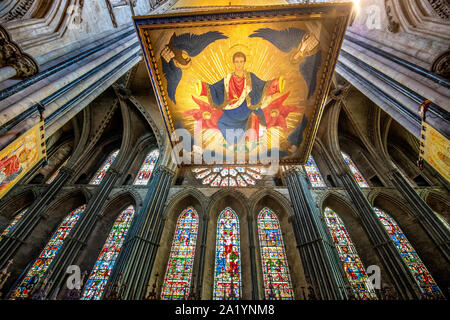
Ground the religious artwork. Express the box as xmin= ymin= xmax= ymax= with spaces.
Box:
xmin=341 ymin=152 xmax=369 ymax=188
xmin=134 ymin=3 xmax=352 ymax=165
xmin=0 ymin=121 xmax=46 ymax=199
xmin=192 ymin=166 xmax=263 ymax=187
xmin=420 ymin=122 xmax=449 ymax=182
xmin=90 ymin=149 xmax=119 ymax=185
xmin=324 ymin=208 xmax=378 ymax=300
xmin=12 ymin=204 xmax=86 ymax=299
xmin=0 ymin=208 xmax=27 ymax=241
xmin=303 ymin=155 xmax=326 ymax=187
xmin=257 ymin=208 xmax=294 ymax=300
xmin=133 ymin=149 xmax=159 ymax=185
xmin=161 ymin=207 xmax=199 ymax=300
xmin=374 ymin=207 xmax=444 ymax=299
xmin=213 ymin=207 xmax=240 ymax=300
xmin=81 ymin=205 xmax=135 ymax=300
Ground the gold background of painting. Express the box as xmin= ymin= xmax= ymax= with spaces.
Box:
xmin=136 ymin=3 xmax=352 ymax=164
xmin=421 ymin=122 xmax=450 ymax=182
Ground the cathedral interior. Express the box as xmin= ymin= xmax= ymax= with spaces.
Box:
xmin=0 ymin=0 xmax=449 ymax=302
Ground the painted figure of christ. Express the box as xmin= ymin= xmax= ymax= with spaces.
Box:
xmin=197 ymin=52 xmax=284 ymax=144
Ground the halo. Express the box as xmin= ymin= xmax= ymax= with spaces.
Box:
xmin=225 ymin=43 xmax=252 ymax=70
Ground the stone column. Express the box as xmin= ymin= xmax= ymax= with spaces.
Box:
xmin=390 ymin=170 xmax=450 ymax=262
xmin=41 ymin=167 xmax=122 ymax=298
xmin=107 ymin=165 xmax=175 ymax=299
xmin=0 ymin=166 xmax=74 ymax=269
xmin=284 ymin=167 xmax=347 ymax=300
xmin=247 ymin=218 xmax=259 ymax=299
xmin=196 ymin=217 xmax=208 ymax=298
xmin=340 ymin=171 xmax=421 ymax=299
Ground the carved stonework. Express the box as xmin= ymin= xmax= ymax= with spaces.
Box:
xmin=428 ymin=0 xmax=450 ymax=20
xmin=0 ymin=25 xmax=39 ymax=78
xmin=384 ymin=0 xmax=400 ymax=33
xmin=432 ymin=51 xmax=450 ymax=80
xmin=0 ymin=0 xmax=35 ymax=23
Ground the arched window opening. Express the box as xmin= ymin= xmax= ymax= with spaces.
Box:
xmin=324 ymin=207 xmax=377 ymax=300
xmin=341 ymin=152 xmax=369 ymax=188
xmin=160 ymin=207 xmax=199 ymax=300
xmin=257 ymin=208 xmax=294 ymax=300
xmin=0 ymin=208 xmax=28 ymax=241
xmin=192 ymin=167 xmax=263 ymax=187
xmin=81 ymin=205 xmax=136 ymax=300
xmin=303 ymin=155 xmax=326 ymax=187
xmin=90 ymin=150 xmax=119 ymax=185
xmin=373 ymin=207 xmax=444 ymax=299
xmin=133 ymin=149 xmax=159 ymax=185
xmin=12 ymin=204 xmax=87 ymax=299
xmin=213 ymin=207 xmax=241 ymax=300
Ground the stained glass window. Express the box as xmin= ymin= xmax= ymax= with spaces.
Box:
xmin=90 ymin=150 xmax=119 ymax=185
xmin=0 ymin=208 xmax=27 ymax=241
xmin=213 ymin=207 xmax=241 ymax=300
xmin=435 ymin=212 xmax=450 ymax=231
xmin=134 ymin=149 xmax=159 ymax=185
xmin=81 ymin=205 xmax=136 ymax=300
xmin=161 ymin=207 xmax=199 ymax=300
xmin=303 ymin=155 xmax=326 ymax=187
xmin=46 ymin=159 xmax=69 ymax=184
xmin=374 ymin=207 xmax=444 ymax=298
xmin=324 ymin=207 xmax=377 ymax=300
xmin=192 ymin=167 xmax=263 ymax=187
xmin=13 ymin=204 xmax=86 ymax=299
xmin=341 ymin=152 xmax=369 ymax=188
xmin=257 ymin=208 xmax=294 ymax=300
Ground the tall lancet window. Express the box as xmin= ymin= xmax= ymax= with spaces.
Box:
xmin=324 ymin=208 xmax=377 ymax=300
xmin=81 ymin=205 xmax=136 ymax=300
xmin=341 ymin=152 xmax=369 ymax=188
xmin=303 ymin=155 xmax=326 ymax=187
xmin=90 ymin=149 xmax=119 ymax=185
xmin=0 ymin=208 xmax=27 ymax=241
xmin=133 ymin=149 xmax=159 ymax=185
xmin=213 ymin=207 xmax=241 ymax=300
xmin=373 ymin=207 xmax=444 ymax=298
xmin=257 ymin=208 xmax=294 ymax=300
xmin=13 ymin=204 xmax=86 ymax=299
xmin=161 ymin=207 xmax=199 ymax=300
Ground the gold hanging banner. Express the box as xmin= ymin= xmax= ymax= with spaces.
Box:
xmin=420 ymin=121 xmax=450 ymax=182
xmin=0 ymin=121 xmax=46 ymax=199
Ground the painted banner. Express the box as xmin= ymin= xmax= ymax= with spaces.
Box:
xmin=134 ymin=2 xmax=352 ymax=165
xmin=420 ymin=122 xmax=450 ymax=182
xmin=0 ymin=122 xmax=46 ymax=199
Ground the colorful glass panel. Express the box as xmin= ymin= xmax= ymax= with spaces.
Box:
xmin=324 ymin=207 xmax=377 ymax=300
xmin=257 ymin=208 xmax=294 ymax=300
xmin=0 ymin=209 xmax=27 ymax=241
xmin=192 ymin=167 xmax=263 ymax=187
xmin=303 ymin=155 xmax=326 ymax=187
xmin=90 ymin=150 xmax=119 ymax=185
xmin=13 ymin=204 xmax=86 ymax=299
xmin=133 ymin=149 xmax=159 ymax=185
xmin=81 ymin=205 xmax=136 ymax=300
xmin=213 ymin=207 xmax=240 ymax=300
xmin=341 ymin=152 xmax=369 ymax=188
xmin=161 ymin=207 xmax=199 ymax=300
xmin=374 ymin=207 xmax=444 ymax=298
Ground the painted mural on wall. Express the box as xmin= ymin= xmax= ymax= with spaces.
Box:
xmin=0 ymin=122 xmax=46 ymax=199
xmin=135 ymin=4 xmax=351 ymax=165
